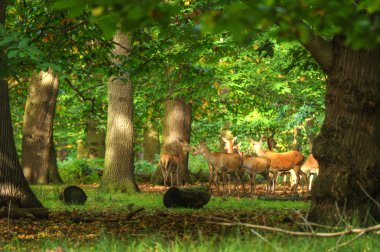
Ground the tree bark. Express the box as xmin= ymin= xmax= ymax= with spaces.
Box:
xmin=22 ymin=69 xmax=61 ymax=184
xmin=86 ymin=118 xmax=105 ymax=159
xmin=152 ymin=99 xmax=192 ymax=185
xmin=48 ymin=134 xmax=63 ymax=183
xmin=0 ymin=80 xmax=44 ymax=208
xmin=307 ymin=38 xmax=380 ymax=224
xmin=101 ymin=31 xmax=139 ymax=193
xmin=76 ymin=139 xmax=88 ymax=159
xmin=0 ymin=1 xmax=42 ymax=209
xmin=143 ymin=121 xmax=160 ymax=162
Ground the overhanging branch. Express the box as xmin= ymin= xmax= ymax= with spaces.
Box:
xmin=298 ymin=23 xmax=333 ymax=73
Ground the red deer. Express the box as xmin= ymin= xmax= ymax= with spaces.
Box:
xmin=289 ymin=154 xmax=319 ymax=193
xmin=192 ymin=141 xmax=244 ymax=195
xmin=250 ymin=139 xmax=304 ymax=193
xmin=234 ymin=146 xmax=272 ymax=194
xmin=159 ymin=139 xmax=193 ymax=187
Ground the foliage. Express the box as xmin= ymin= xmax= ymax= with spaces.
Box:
xmin=58 ymin=159 xmax=104 ymax=184
xmin=134 ymin=159 xmax=158 ymax=173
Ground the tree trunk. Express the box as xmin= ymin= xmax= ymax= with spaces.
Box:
xmin=0 ymin=73 xmax=43 ymax=209
xmin=76 ymin=139 xmax=88 ymax=159
xmin=48 ymin=134 xmax=63 ymax=183
xmin=152 ymin=99 xmax=192 ymax=185
xmin=143 ymin=121 xmax=160 ymax=162
xmin=22 ymin=69 xmax=61 ymax=184
xmin=304 ymin=117 xmax=316 ymax=153
xmin=0 ymin=1 xmax=43 ymax=210
xmin=292 ymin=127 xmax=302 ymax=151
xmin=86 ymin=118 xmax=105 ymax=159
xmin=101 ymin=32 xmax=139 ymax=193
xmin=309 ymin=40 xmax=380 ymax=224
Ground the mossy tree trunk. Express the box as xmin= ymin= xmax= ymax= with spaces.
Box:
xmin=101 ymin=31 xmax=139 ymax=193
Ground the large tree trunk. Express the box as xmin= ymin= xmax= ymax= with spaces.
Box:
xmin=0 ymin=80 xmax=43 ymax=208
xmin=48 ymin=134 xmax=63 ymax=183
xmin=101 ymin=32 xmax=139 ymax=193
xmin=143 ymin=121 xmax=160 ymax=162
xmin=306 ymin=38 xmax=380 ymax=224
xmin=163 ymin=99 xmax=192 ymax=185
xmin=152 ymin=99 xmax=192 ymax=185
xmin=0 ymin=3 xmax=43 ymax=206
xmin=21 ymin=70 xmax=61 ymax=184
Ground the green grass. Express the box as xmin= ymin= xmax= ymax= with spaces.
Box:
xmin=2 ymin=231 xmax=379 ymax=252
xmin=2 ymin=185 xmax=376 ymax=252
xmin=31 ymin=185 xmax=309 ymax=212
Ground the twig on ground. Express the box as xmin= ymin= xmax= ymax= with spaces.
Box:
xmin=328 ymin=231 xmax=366 ymax=252
xmin=126 ymin=207 xmax=145 ymax=221
xmin=206 ymin=219 xmax=380 ymax=237
xmin=294 ymin=210 xmax=314 ymax=233
xmin=357 ymin=181 xmax=380 ymax=208
xmin=250 ymin=229 xmax=280 ymax=252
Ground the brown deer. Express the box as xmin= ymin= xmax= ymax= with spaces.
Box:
xmin=289 ymin=154 xmax=319 ymax=193
xmin=235 ymin=147 xmax=272 ymax=194
xmin=159 ymin=139 xmax=193 ymax=187
xmin=250 ymin=139 xmax=304 ymax=194
xmin=192 ymin=141 xmax=244 ymax=195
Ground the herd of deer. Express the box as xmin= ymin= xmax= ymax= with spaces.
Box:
xmin=160 ymin=137 xmax=319 ymax=196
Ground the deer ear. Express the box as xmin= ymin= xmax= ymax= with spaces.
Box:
xmin=237 ymin=142 xmax=241 ymax=147
xmin=233 ymin=136 xmax=237 ymax=144
xmin=222 ymin=137 xmax=228 ymax=143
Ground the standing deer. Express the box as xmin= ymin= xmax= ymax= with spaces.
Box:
xmin=192 ymin=141 xmax=244 ymax=195
xmin=160 ymin=139 xmax=193 ymax=187
xmin=250 ymin=139 xmax=304 ymax=194
xmin=234 ymin=146 xmax=272 ymax=194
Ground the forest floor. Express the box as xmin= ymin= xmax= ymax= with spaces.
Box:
xmin=0 ymin=183 xmax=378 ymax=251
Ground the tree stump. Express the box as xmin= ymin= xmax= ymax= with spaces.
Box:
xmin=163 ymin=186 xmax=211 ymax=209
xmin=59 ymin=185 xmax=87 ymax=205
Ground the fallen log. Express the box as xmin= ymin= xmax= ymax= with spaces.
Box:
xmin=59 ymin=185 xmax=87 ymax=205
xmin=0 ymin=207 xmax=49 ymax=219
xmin=163 ymin=186 xmax=211 ymax=209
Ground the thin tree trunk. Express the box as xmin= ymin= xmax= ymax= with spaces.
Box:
xmin=101 ymin=31 xmax=139 ymax=193
xmin=309 ymin=40 xmax=380 ymax=224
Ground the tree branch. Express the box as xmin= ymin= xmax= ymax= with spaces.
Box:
xmin=298 ymin=23 xmax=333 ymax=73
xmin=207 ymin=219 xmax=380 ymax=237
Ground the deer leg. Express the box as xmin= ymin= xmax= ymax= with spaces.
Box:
xmin=215 ymin=170 xmax=220 ymax=194
xmin=271 ymin=170 xmax=279 ymax=194
xmin=309 ymin=173 xmax=315 ymax=192
xmin=208 ymin=165 xmax=213 ymax=193
xmin=292 ymin=166 xmax=300 ymax=194
xmin=222 ymin=172 xmax=226 ymax=196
